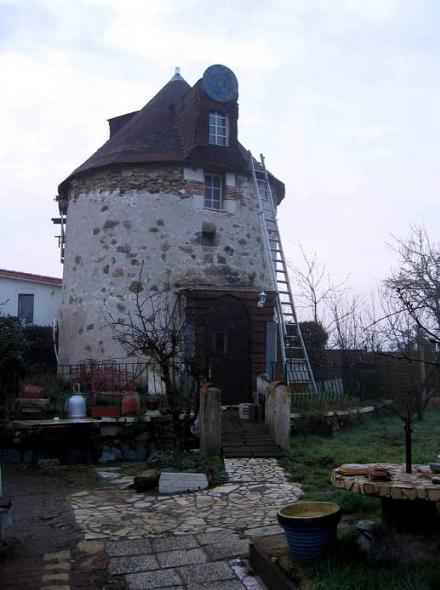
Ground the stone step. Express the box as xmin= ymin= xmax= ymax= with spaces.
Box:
xmin=222 ymin=437 xmax=277 ymax=445
xmin=222 ymin=434 xmax=270 ymax=440
xmin=222 ymin=445 xmax=284 ymax=458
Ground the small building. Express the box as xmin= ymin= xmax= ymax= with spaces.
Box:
xmin=0 ymin=269 xmax=62 ymax=326
xmin=55 ymin=65 xmax=289 ymax=403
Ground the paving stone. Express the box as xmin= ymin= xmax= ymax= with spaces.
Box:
xmin=43 ymin=561 xmax=71 ymax=571
xmin=204 ymin=539 xmax=249 ymax=560
xmin=42 ymin=572 xmax=69 ymax=583
xmin=157 ymin=548 xmax=208 ymax=568
xmin=43 ymin=550 xmax=71 ymax=561
xmin=159 ymin=472 xmax=209 ymax=494
xmin=153 ymin=534 xmax=199 ymax=552
xmin=71 ymin=459 xmax=301 ymax=545
xmin=125 ymin=568 xmax=182 ymax=589
xmin=196 ymin=530 xmax=237 ymax=545
xmin=178 ymin=562 xmax=235 ymax=584
xmin=109 ymin=554 xmax=159 ymax=575
xmin=106 ymin=538 xmax=153 ymax=556
xmin=187 ymin=581 xmax=245 ymax=590
xmin=77 ymin=540 xmax=105 ymax=555
xmin=244 ymin=524 xmax=283 ymax=537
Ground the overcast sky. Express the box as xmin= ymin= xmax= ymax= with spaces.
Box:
xmin=1 ymin=0 xmax=439 ymax=302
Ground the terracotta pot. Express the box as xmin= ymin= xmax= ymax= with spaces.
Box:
xmin=121 ymin=391 xmax=140 ymax=416
xmin=146 ymin=398 xmax=160 ymax=411
xmin=90 ymin=407 xmax=121 ymax=418
xmin=21 ymin=384 xmax=46 ymax=399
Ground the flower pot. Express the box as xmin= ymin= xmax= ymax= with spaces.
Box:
xmin=121 ymin=391 xmax=140 ymax=416
xmin=21 ymin=384 xmax=46 ymax=399
xmin=277 ymin=501 xmax=341 ymax=562
xmin=146 ymin=398 xmax=160 ymax=411
xmin=90 ymin=407 xmax=121 ymax=418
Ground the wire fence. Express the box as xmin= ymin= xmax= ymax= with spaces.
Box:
xmin=276 ymin=349 xmax=440 ymax=405
xmin=56 ymin=360 xmax=180 ymax=396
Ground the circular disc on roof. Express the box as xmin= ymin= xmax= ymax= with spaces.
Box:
xmin=202 ymin=65 xmax=238 ymax=103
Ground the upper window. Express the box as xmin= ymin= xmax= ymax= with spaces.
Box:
xmin=209 ymin=111 xmax=228 ymax=146
xmin=204 ymin=174 xmax=223 ymax=210
xmin=18 ymin=294 xmax=34 ymax=324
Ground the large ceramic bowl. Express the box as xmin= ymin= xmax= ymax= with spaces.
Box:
xmin=277 ymin=501 xmax=341 ymax=561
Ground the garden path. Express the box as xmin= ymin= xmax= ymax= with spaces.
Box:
xmin=71 ymin=458 xmax=302 ymax=540
xmin=70 ymin=458 xmax=303 ymax=589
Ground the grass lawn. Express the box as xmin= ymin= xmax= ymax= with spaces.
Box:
xmin=278 ymin=409 xmax=440 ymax=589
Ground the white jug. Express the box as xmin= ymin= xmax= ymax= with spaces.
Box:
xmin=66 ymin=383 xmax=86 ymax=419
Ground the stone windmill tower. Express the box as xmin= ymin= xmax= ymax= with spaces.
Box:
xmin=55 ymin=65 xmax=287 ymax=404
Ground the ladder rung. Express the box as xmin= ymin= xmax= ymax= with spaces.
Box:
xmin=250 ymin=149 xmax=316 ymax=394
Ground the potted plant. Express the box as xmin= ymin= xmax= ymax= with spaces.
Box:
xmin=277 ymin=501 xmax=341 ymax=562
xmin=90 ymin=393 xmax=121 ymax=418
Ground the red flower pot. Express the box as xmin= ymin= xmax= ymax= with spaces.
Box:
xmin=21 ymin=384 xmax=46 ymax=399
xmin=121 ymin=391 xmax=140 ymax=416
xmin=90 ymin=407 xmax=121 ymax=418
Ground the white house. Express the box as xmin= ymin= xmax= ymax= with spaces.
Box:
xmin=0 ymin=269 xmax=62 ymax=326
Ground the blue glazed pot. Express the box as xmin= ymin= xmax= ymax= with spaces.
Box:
xmin=277 ymin=501 xmax=341 ymax=562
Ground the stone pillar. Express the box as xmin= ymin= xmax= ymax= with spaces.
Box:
xmin=200 ymin=386 xmax=222 ymax=457
xmin=265 ymin=381 xmax=292 ymax=450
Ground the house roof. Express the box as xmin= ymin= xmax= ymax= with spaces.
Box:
xmin=59 ymin=77 xmax=191 ymax=196
xmin=59 ymin=69 xmax=285 ymax=201
xmin=0 ymin=269 xmax=62 ymax=286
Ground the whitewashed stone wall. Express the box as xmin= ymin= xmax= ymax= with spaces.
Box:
xmin=58 ymin=165 xmax=274 ymax=365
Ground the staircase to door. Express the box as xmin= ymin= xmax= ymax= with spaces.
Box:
xmin=222 ymin=407 xmax=284 ymax=458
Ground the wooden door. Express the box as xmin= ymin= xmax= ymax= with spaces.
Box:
xmin=206 ymin=296 xmax=251 ymax=405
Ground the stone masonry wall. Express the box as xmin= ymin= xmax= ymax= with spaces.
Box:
xmin=58 ymin=165 xmax=274 ymax=365
xmin=68 ymin=165 xmax=186 ymax=198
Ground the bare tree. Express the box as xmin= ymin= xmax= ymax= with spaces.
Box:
xmin=289 ymin=245 xmax=359 ymax=346
xmin=364 ymin=227 xmax=440 ymax=424
xmin=108 ymin=267 xmax=197 ymax=447
xmin=289 ymin=247 xmax=336 ymax=325
xmin=385 ymin=226 xmax=440 ymax=347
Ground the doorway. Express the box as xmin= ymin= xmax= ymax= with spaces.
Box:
xmin=204 ymin=296 xmax=251 ymax=405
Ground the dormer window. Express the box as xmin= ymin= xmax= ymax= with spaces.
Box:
xmin=209 ymin=111 xmax=228 ymax=146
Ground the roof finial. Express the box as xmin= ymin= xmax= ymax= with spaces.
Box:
xmin=171 ymin=66 xmax=183 ymax=81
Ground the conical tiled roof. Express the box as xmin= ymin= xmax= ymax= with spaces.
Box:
xmin=58 ymin=70 xmax=284 ymax=202
xmin=67 ymin=76 xmax=191 ymax=179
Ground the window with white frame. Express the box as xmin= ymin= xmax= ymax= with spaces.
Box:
xmin=204 ymin=174 xmax=223 ymax=209
xmin=209 ymin=111 xmax=228 ymax=146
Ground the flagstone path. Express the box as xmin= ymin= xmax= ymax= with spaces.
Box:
xmin=69 ymin=458 xmax=303 ymax=589
xmin=70 ymin=458 xmax=303 ymax=541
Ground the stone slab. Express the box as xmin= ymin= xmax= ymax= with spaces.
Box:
xmin=204 ymin=539 xmax=249 ymax=560
xmin=106 ymin=538 xmax=152 ymax=557
xmin=159 ymin=472 xmax=208 ymax=495
xmin=153 ymin=535 xmax=199 ymax=552
xmin=125 ymin=568 xmax=182 ymax=589
xmin=177 ymin=562 xmax=235 ymax=584
xmin=157 ymin=548 xmax=207 ymax=568
xmin=188 ymin=582 xmax=245 ymax=590
xmin=109 ymin=554 xmax=159 ymax=575
xmin=195 ymin=530 xmax=236 ymax=545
